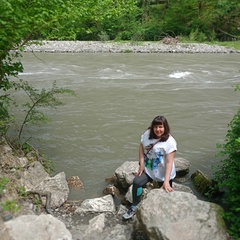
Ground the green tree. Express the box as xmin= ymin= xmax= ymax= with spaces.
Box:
xmin=70 ymin=0 xmax=139 ymax=40
xmin=0 ymin=0 xmax=78 ymax=135
xmin=159 ymin=0 xmax=240 ymax=41
xmin=214 ymin=86 xmax=240 ymax=239
xmin=162 ymin=0 xmax=207 ymax=39
xmin=209 ymin=0 xmax=240 ymax=40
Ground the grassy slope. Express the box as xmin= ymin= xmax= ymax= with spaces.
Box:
xmin=206 ymin=41 xmax=240 ymax=50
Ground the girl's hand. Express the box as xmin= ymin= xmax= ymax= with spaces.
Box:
xmin=163 ymin=181 xmax=173 ymax=193
xmin=137 ymin=166 xmax=145 ymax=176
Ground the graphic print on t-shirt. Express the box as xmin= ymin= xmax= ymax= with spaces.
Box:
xmin=144 ymin=145 xmax=164 ymax=171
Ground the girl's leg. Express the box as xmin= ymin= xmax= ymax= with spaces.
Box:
xmin=132 ymin=172 xmax=152 ymax=206
xmin=123 ymin=173 xmax=152 ymax=219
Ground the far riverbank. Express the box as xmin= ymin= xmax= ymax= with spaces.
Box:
xmin=23 ymin=41 xmax=240 ymax=54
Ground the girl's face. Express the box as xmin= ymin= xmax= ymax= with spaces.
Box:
xmin=153 ymin=124 xmax=165 ymax=138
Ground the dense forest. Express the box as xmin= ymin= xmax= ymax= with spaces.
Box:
xmin=0 ymin=0 xmax=240 ymax=239
xmin=71 ymin=0 xmax=240 ymax=42
xmin=1 ymin=0 xmax=240 ymax=44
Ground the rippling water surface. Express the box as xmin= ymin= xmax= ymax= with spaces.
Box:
xmin=15 ymin=52 xmax=239 ymax=200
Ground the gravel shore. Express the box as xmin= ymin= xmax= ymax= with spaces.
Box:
xmin=24 ymin=41 xmax=240 ymax=54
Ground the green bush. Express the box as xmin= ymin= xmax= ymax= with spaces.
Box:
xmin=189 ymin=28 xmax=207 ymax=42
xmin=213 ymin=86 xmax=240 ymax=239
xmin=0 ymin=178 xmax=9 ymax=196
xmin=143 ymin=25 xmax=163 ymax=41
xmin=1 ymin=200 xmax=21 ymax=213
xmin=115 ymin=31 xmax=132 ymax=41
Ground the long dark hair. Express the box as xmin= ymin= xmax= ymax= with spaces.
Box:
xmin=148 ymin=115 xmax=170 ymax=142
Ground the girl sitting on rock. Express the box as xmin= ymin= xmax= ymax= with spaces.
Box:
xmin=123 ymin=115 xmax=177 ymax=220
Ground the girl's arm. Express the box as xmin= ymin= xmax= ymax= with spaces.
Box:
xmin=163 ymin=150 xmax=176 ymax=192
xmin=138 ymin=143 xmax=145 ymax=176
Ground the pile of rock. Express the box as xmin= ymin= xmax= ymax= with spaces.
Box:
xmin=0 ymin=138 xmax=228 ymax=240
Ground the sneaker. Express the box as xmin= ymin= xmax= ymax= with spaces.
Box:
xmin=123 ymin=206 xmax=136 ymax=220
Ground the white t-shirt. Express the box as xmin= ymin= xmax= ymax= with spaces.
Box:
xmin=141 ymin=129 xmax=177 ymax=182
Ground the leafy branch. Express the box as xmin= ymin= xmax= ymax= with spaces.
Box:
xmin=16 ymin=80 xmax=75 ymax=146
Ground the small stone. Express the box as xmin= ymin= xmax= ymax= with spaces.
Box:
xmin=1 ymin=213 xmax=13 ymax=222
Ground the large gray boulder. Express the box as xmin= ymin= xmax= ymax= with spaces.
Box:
xmin=19 ymin=161 xmax=49 ymax=190
xmin=19 ymin=161 xmax=69 ymax=209
xmin=4 ymin=214 xmax=72 ymax=240
xmin=36 ymin=171 xmax=69 ymax=208
xmin=115 ymin=161 xmax=138 ymax=188
xmin=137 ymin=189 xmax=228 ymax=240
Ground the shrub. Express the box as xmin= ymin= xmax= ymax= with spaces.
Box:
xmin=0 ymin=178 xmax=9 ymax=196
xmin=213 ymin=86 xmax=240 ymax=239
xmin=1 ymin=200 xmax=21 ymax=213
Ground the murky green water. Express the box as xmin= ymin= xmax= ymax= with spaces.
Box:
xmin=14 ymin=52 xmax=239 ymax=200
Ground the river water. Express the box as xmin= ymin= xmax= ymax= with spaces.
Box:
xmin=16 ymin=52 xmax=239 ymax=200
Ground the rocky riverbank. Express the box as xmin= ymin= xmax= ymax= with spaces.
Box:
xmin=23 ymin=40 xmax=240 ymax=54
xmin=0 ymin=137 xmax=231 ymax=240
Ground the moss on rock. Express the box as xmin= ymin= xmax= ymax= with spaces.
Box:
xmin=191 ymin=170 xmax=212 ymax=196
